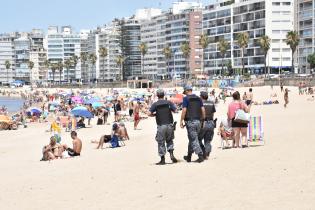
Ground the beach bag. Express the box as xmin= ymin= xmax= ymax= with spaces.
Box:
xmin=234 ymin=109 xmax=250 ymax=124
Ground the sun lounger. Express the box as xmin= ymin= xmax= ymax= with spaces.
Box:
xmin=247 ymin=116 xmax=264 ymax=146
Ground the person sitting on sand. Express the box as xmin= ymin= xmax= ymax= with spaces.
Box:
xmin=92 ymin=123 xmax=122 ymax=149
xmin=63 ymin=131 xmax=82 ymax=157
xmin=118 ymin=122 xmax=130 ymax=141
xmin=42 ymin=136 xmax=63 ymax=161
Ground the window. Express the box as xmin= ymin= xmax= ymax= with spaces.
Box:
xmin=272 ymin=30 xmax=281 ymax=34
xmin=282 ymin=2 xmax=291 ymax=6
xmin=272 ymin=57 xmax=280 ymax=61
xmin=272 ymin=2 xmax=280 ymax=6
xmin=272 ymin=48 xmax=280 ymax=52
xmin=272 ymin=39 xmax=280 ymax=43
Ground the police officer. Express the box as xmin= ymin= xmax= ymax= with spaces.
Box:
xmin=180 ymin=85 xmax=205 ymax=163
xmin=199 ymin=91 xmax=216 ymax=160
xmin=148 ymin=89 xmax=178 ymax=165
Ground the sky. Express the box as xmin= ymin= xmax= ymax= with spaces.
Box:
xmin=1 ymin=0 xmax=211 ymax=33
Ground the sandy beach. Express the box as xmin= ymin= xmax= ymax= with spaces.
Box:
xmin=0 ymin=86 xmax=315 ymax=210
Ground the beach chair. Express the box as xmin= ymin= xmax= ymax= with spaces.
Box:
xmin=247 ymin=116 xmax=264 ymax=146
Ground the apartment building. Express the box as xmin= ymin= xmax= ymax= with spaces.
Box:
xmin=45 ymin=26 xmax=81 ymax=83
xmin=0 ymin=34 xmax=15 ymax=83
xmin=203 ymin=0 xmax=294 ymax=75
xmin=296 ymin=0 xmax=314 ymax=73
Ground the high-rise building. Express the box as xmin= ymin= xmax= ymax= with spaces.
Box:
xmin=120 ymin=18 xmax=142 ymax=79
xmin=203 ymin=0 xmax=294 ymax=75
xmin=140 ymin=2 xmax=202 ymax=80
xmin=45 ymin=26 xmax=81 ymax=83
xmin=296 ymin=0 xmax=313 ymax=73
xmin=0 ymin=34 xmax=15 ymax=84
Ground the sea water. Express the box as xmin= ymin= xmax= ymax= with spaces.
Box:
xmin=0 ymin=97 xmax=24 ymax=113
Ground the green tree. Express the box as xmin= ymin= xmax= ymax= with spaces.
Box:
xmin=64 ymin=58 xmax=72 ymax=83
xmin=89 ymin=53 xmax=97 ymax=85
xmin=162 ymin=45 xmax=172 ymax=80
xmin=236 ymin=32 xmax=249 ymax=75
xmin=80 ymin=52 xmax=88 ymax=83
xmin=180 ymin=41 xmax=191 ymax=79
xmin=5 ymin=60 xmax=11 ymax=83
xmin=57 ymin=61 xmax=63 ymax=85
xmin=258 ymin=35 xmax=271 ymax=77
xmin=50 ymin=63 xmax=57 ymax=84
xmin=307 ymin=53 xmax=315 ymax=71
xmin=199 ymin=34 xmax=210 ymax=75
xmin=139 ymin=42 xmax=148 ymax=76
xmin=218 ymin=39 xmax=229 ymax=76
xmin=285 ymin=31 xmax=299 ymax=73
xmin=98 ymin=47 xmax=108 ymax=82
xmin=116 ymin=55 xmax=125 ymax=81
xmin=27 ymin=61 xmax=35 ymax=84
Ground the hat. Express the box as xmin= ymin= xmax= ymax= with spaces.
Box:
xmin=200 ymin=91 xmax=208 ymax=98
xmin=156 ymin=89 xmax=165 ymax=97
xmin=184 ymin=85 xmax=192 ymax=91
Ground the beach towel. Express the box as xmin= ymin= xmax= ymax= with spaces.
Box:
xmin=247 ymin=116 xmax=264 ymax=142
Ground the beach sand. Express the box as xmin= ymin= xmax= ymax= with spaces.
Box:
xmin=0 ymin=86 xmax=314 ymax=210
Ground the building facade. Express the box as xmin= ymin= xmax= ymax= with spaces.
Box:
xmin=296 ymin=0 xmax=314 ymax=73
xmin=45 ymin=26 xmax=81 ymax=83
xmin=0 ymin=34 xmax=15 ymax=84
xmin=203 ymin=0 xmax=294 ymax=75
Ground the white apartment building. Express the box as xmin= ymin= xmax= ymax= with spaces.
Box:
xmin=296 ymin=0 xmax=314 ymax=73
xmin=0 ymin=34 xmax=15 ymax=84
xmin=203 ymin=0 xmax=294 ymax=74
xmin=45 ymin=26 xmax=81 ymax=83
xmin=29 ymin=48 xmax=46 ymax=82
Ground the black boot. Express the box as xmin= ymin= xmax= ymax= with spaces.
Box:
xmin=183 ymin=153 xmax=192 ymax=162
xmin=197 ymin=154 xmax=204 ymax=163
xmin=204 ymin=152 xmax=210 ymax=160
xmin=156 ymin=156 xmax=166 ymax=165
xmin=169 ymin=150 xmax=178 ymax=163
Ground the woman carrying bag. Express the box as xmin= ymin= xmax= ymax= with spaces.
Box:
xmin=227 ymin=91 xmax=251 ymax=148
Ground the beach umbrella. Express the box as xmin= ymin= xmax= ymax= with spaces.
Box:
xmin=85 ymin=97 xmax=101 ymax=104
xmin=29 ymin=107 xmax=42 ymax=114
xmin=71 ymin=106 xmax=93 ymax=118
xmin=49 ymin=101 xmax=60 ymax=106
xmin=105 ymin=96 xmax=115 ymax=101
xmin=0 ymin=115 xmax=11 ymax=123
xmin=92 ymin=102 xmax=103 ymax=108
xmin=71 ymin=96 xmax=83 ymax=104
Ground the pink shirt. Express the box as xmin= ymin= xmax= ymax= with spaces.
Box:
xmin=228 ymin=101 xmax=247 ymax=119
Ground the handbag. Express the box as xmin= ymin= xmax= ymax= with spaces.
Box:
xmin=234 ymin=109 xmax=250 ymax=123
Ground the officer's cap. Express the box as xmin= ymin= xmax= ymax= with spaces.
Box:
xmin=200 ymin=91 xmax=208 ymax=98
xmin=156 ymin=89 xmax=165 ymax=96
xmin=184 ymin=85 xmax=192 ymax=91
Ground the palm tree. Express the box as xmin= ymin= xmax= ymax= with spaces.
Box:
xmin=180 ymin=41 xmax=191 ymax=79
xmin=89 ymin=53 xmax=97 ymax=85
xmin=162 ymin=45 xmax=172 ymax=80
xmin=50 ymin=63 xmax=57 ymax=84
xmin=98 ymin=47 xmax=108 ymax=82
xmin=5 ymin=60 xmax=11 ymax=83
xmin=57 ymin=61 xmax=63 ymax=85
xmin=138 ymin=42 xmax=148 ymax=76
xmin=218 ymin=39 xmax=229 ymax=76
xmin=80 ymin=52 xmax=88 ymax=83
xmin=199 ymin=34 xmax=210 ymax=76
xmin=44 ymin=60 xmax=51 ymax=84
xmin=64 ymin=59 xmax=72 ymax=83
xmin=285 ymin=31 xmax=299 ymax=73
xmin=27 ymin=61 xmax=34 ymax=85
xmin=236 ymin=32 xmax=249 ymax=75
xmin=258 ymin=35 xmax=271 ymax=77
xmin=116 ymin=55 xmax=125 ymax=81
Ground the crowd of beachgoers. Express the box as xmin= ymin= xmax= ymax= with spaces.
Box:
xmin=0 ymin=83 xmax=314 ymax=163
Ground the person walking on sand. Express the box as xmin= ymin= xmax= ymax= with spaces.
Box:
xmin=246 ymin=88 xmax=253 ymax=106
xmin=148 ymin=89 xmax=178 ymax=165
xmin=284 ymin=88 xmax=289 ymax=108
xmin=134 ymin=100 xmax=141 ymax=130
xmin=198 ymin=91 xmax=216 ymax=160
xmin=180 ymin=85 xmax=205 ymax=163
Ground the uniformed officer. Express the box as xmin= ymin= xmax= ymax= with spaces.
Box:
xmin=199 ymin=91 xmax=216 ymax=160
xmin=180 ymin=85 xmax=206 ymax=163
xmin=148 ymin=89 xmax=178 ymax=165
